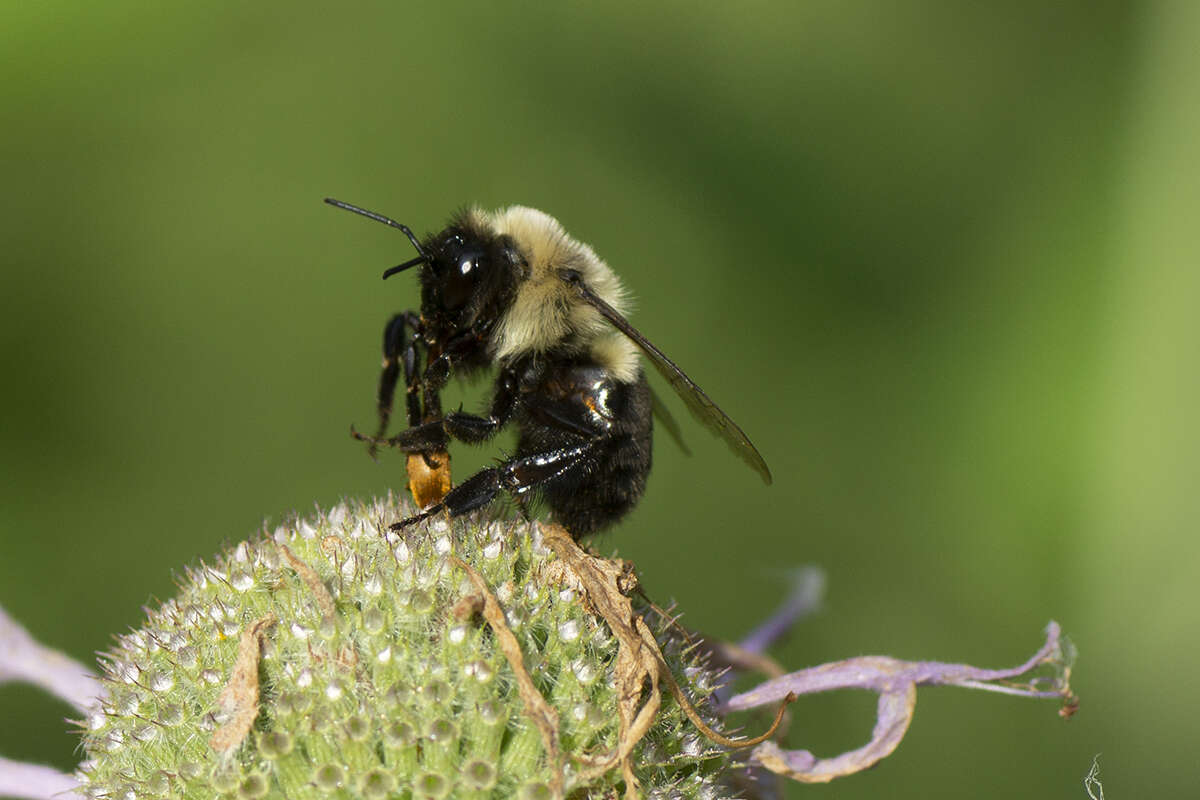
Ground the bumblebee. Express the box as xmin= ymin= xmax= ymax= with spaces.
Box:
xmin=327 ymin=199 xmax=771 ymax=537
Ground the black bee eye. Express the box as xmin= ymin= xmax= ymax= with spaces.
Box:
xmin=442 ymin=249 xmax=485 ymax=309
xmin=560 ymin=268 xmax=583 ymax=285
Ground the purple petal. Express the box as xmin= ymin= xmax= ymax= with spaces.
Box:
xmin=728 ymin=622 xmax=1068 ymax=710
xmin=0 ymin=757 xmax=81 ymax=799
xmin=739 ymin=567 xmax=824 ymax=656
xmin=748 ymin=684 xmax=916 ymax=784
xmin=0 ymin=604 xmax=101 ymax=714
xmin=725 ymin=622 xmax=1074 ymax=783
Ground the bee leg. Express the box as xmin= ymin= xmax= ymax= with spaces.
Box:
xmin=349 ymin=426 xmax=414 ymax=449
xmin=390 ymin=420 xmax=450 ymax=453
xmin=390 ymin=442 xmax=594 ymax=530
xmin=418 ymin=323 xmax=493 ymax=419
xmin=388 ymin=368 xmax=521 ymax=454
xmin=360 ymin=311 xmax=424 ymax=457
xmin=390 ymin=468 xmax=501 ymax=529
xmin=360 ymin=373 xmax=520 ymax=459
xmin=396 ymin=311 xmax=425 ymax=429
xmin=352 ymin=417 xmax=473 ymax=454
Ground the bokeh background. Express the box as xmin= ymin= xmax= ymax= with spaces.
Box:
xmin=3 ymin=1 xmax=1197 ymax=797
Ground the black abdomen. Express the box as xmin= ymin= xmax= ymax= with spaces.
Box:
xmin=515 ymin=365 xmax=653 ymax=537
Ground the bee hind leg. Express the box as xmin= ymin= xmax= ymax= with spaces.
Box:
xmin=389 ymin=443 xmax=594 ymax=530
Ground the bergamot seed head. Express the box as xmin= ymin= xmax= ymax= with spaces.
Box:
xmin=76 ymin=498 xmax=737 ymax=799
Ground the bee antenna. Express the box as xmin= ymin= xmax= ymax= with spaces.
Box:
xmin=382 ymin=255 xmax=427 ymax=279
xmin=324 ymin=198 xmax=430 ymax=275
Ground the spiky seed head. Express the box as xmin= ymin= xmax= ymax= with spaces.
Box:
xmin=76 ymin=498 xmax=738 ymax=799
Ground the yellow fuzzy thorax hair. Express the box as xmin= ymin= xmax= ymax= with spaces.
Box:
xmin=476 ymin=206 xmax=640 ymax=382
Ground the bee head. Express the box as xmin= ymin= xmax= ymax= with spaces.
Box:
xmin=426 ymin=229 xmax=489 ymax=312
xmin=321 ymin=199 xmax=514 ymax=341
xmin=419 ymin=221 xmax=522 ymax=331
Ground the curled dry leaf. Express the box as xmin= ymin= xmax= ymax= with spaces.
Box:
xmin=451 ymin=555 xmax=564 ymax=799
xmin=279 ymin=543 xmax=336 ymax=622
xmin=280 ymin=542 xmax=357 ymax=668
xmin=539 ymin=523 xmax=793 ymax=800
xmin=209 ymin=615 xmax=276 ymax=753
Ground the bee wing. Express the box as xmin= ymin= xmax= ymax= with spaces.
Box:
xmin=573 ymin=281 xmax=773 ymax=485
xmin=649 ymin=387 xmax=692 ymax=457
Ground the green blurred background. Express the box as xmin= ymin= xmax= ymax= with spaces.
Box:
xmin=2 ymin=1 xmax=1197 ymax=797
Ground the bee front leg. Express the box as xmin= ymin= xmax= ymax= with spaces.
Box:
xmin=416 ymin=323 xmax=493 ymax=423
xmin=355 ymin=310 xmax=454 ymax=507
xmin=360 ymin=310 xmax=424 ymax=458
